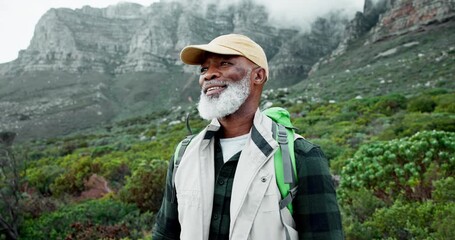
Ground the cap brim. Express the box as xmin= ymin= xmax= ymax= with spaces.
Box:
xmin=180 ymin=44 xmax=243 ymax=65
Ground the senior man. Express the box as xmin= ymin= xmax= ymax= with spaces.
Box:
xmin=153 ymin=34 xmax=344 ymax=240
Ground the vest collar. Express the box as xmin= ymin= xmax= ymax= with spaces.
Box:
xmin=204 ymin=109 xmax=276 ymax=156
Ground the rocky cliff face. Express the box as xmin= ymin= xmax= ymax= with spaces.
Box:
xmin=370 ymin=0 xmax=455 ymax=42
xmin=269 ymin=13 xmax=349 ymax=86
xmin=1 ymin=0 xmax=452 ymax=141
xmin=0 ymin=1 xmax=349 ymax=78
xmin=1 ymin=0 xmax=348 ymax=140
xmin=13 ymin=3 xmax=146 ymax=74
xmin=349 ymin=0 xmax=455 ymax=44
xmin=311 ymin=0 xmax=454 ymax=75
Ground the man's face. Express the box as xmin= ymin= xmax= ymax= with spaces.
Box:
xmin=197 ymin=54 xmax=254 ymax=120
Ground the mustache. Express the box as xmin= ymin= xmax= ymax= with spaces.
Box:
xmin=201 ymin=80 xmax=229 ymax=92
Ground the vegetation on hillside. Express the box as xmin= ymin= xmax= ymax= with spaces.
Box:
xmin=2 ymin=17 xmax=455 ymax=240
xmin=293 ymin=20 xmax=455 ymax=102
xmin=1 ymin=88 xmax=454 ymax=239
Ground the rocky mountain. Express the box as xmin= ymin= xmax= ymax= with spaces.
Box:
xmin=369 ymin=0 xmax=455 ymax=42
xmin=0 ymin=0 xmax=346 ymax=141
xmin=0 ymin=0 xmax=454 ymax=141
xmin=298 ymin=0 xmax=455 ymax=102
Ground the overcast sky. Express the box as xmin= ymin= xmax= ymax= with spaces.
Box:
xmin=0 ymin=0 xmax=364 ymax=64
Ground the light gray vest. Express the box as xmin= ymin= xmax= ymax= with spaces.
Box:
xmin=174 ymin=110 xmax=298 ymax=240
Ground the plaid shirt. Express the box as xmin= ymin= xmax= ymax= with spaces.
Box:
xmin=153 ymin=137 xmax=344 ymax=240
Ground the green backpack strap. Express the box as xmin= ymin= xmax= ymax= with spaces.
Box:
xmin=272 ymin=122 xmax=298 ymax=214
xmin=264 ymin=107 xmax=298 ymax=214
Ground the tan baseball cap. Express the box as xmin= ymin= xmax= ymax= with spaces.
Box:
xmin=180 ymin=34 xmax=269 ymax=78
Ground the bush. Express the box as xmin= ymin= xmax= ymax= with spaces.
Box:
xmin=340 ymin=130 xmax=455 ymax=239
xmin=432 ymin=177 xmax=455 ymax=202
xmin=407 ymin=95 xmax=436 ymax=113
xmin=367 ymin=200 xmax=455 ymax=240
xmin=341 ymin=188 xmax=385 ymax=222
xmin=22 ymin=193 xmax=61 ymax=219
xmin=372 ymin=94 xmax=407 ymax=116
xmin=310 ymin=138 xmax=346 ymax=162
xmin=340 ymin=131 xmax=455 ymax=202
xmin=20 ymin=198 xmax=139 ymax=240
xmin=65 ymin=222 xmax=130 ymax=240
xmin=432 ymin=202 xmax=455 ymax=239
xmin=343 ymin=199 xmax=455 ymax=240
xmin=362 ymin=201 xmax=435 ymax=239
xmin=397 ymin=112 xmax=455 ymax=137
xmin=26 ymin=165 xmax=65 ymax=195
xmin=119 ymin=159 xmax=168 ymax=212
xmin=90 ymin=145 xmax=115 ymax=158
xmin=310 ymin=138 xmax=350 ymax=174
xmin=434 ymin=93 xmax=455 ymax=113
xmin=50 ymin=156 xmax=97 ymax=196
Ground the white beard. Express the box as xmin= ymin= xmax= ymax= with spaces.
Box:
xmin=197 ymin=70 xmax=251 ymax=120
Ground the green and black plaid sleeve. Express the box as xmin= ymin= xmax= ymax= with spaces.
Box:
xmin=293 ymin=138 xmax=344 ymax=239
xmin=152 ymin=156 xmax=181 ymax=240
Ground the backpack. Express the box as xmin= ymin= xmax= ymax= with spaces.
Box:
xmin=172 ymin=107 xmax=299 ymax=214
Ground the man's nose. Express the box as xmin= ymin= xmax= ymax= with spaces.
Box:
xmin=203 ymin=66 xmax=221 ymax=81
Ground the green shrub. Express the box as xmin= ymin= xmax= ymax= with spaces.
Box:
xmin=50 ymin=155 xmax=97 ymax=196
xmin=432 ymin=177 xmax=455 ymax=202
xmin=20 ymin=198 xmax=139 ymax=240
xmin=341 ymin=188 xmax=386 ymax=222
xmin=407 ymin=95 xmax=436 ymax=113
xmin=119 ymin=159 xmax=168 ymax=212
xmin=310 ymin=138 xmax=346 ymax=162
xmin=342 ymin=218 xmax=377 ymax=240
xmin=434 ymin=93 xmax=455 ymax=113
xmin=398 ymin=113 xmax=455 ymax=137
xmin=362 ymin=201 xmax=435 ymax=239
xmin=344 ymin=199 xmax=455 ymax=240
xmin=119 ymin=210 xmax=154 ymax=239
xmin=59 ymin=140 xmax=88 ymax=156
xmin=432 ymin=202 xmax=455 ymax=239
xmin=90 ymin=145 xmax=115 ymax=158
xmin=64 ymin=222 xmax=130 ymax=240
xmin=372 ymin=94 xmax=407 ymax=116
xmin=22 ymin=194 xmax=61 ymax=219
xmin=26 ymin=165 xmax=64 ymax=195
xmin=340 ymin=130 xmax=455 ymax=238
xmin=340 ymin=131 xmax=455 ymax=202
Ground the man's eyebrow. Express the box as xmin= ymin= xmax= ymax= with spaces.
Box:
xmin=220 ymin=55 xmax=238 ymax=60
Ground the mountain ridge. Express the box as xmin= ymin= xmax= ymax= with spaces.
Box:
xmin=0 ymin=0 xmax=454 ymax=141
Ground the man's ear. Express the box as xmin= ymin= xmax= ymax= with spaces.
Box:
xmin=252 ymin=67 xmax=267 ymax=85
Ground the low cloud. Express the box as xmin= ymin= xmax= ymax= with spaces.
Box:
xmin=264 ymin=0 xmax=364 ymax=30
xmin=171 ymin=0 xmax=365 ymax=31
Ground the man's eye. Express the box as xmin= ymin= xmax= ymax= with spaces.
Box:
xmin=200 ymin=67 xmax=208 ymax=74
xmin=220 ymin=61 xmax=231 ymax=66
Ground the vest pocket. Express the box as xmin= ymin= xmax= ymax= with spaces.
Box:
xmin=259 ymin=193 xmax=280 ymax=212
xmin=250 ymin=203 xmax=285 ymax=239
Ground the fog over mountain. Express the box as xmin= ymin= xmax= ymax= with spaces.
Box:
xmin=0 ymin=0 xmax=364 ymax=64
xmin=172 ymin=0 xmax=364 ymax=31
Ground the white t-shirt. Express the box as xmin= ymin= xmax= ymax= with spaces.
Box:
xmin=219 ymin=134 xmax=249 ymax=162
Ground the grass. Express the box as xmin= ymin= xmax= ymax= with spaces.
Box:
xmin=292 ymin=20 xmax=455 ymax=102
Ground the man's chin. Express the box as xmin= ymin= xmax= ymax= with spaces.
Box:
xmin=205 ymin=94 xmax=221 ymax=100
xmin=197 ymin=102 xmax=233 ymax=121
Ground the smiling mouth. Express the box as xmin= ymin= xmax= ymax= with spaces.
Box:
xmin=204 ymin=85 xmax=227 ymax=96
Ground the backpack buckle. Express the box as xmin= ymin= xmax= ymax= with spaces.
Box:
xmin=277 ymin=124 xmax=288 ymax=144
xmin=279 ymin=186 xmax=298 ymax=210
xmin=288 ymin=185 xmax=298 ymax=199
